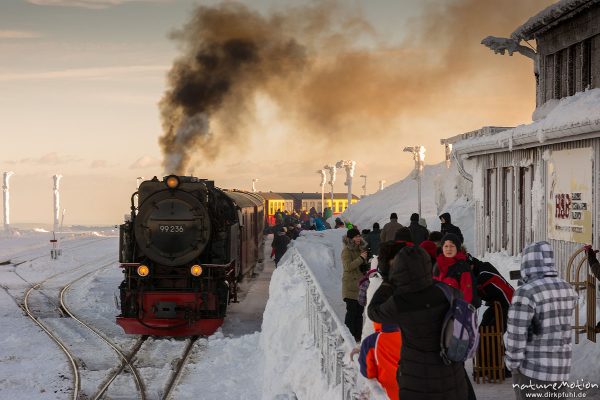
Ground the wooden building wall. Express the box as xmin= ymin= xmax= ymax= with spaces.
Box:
xmin=471 ymin=136 xmax=600 ymax=277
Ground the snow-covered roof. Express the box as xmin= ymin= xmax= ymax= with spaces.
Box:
xmin=511 ymin=0 xmax=600 ymax=40
xmin=441 ymin=126 xmax=513 ymax=146
xmin=451 ymin=88 xmax=600 ymax=157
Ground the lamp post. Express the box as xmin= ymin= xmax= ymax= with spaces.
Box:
xmin=403 ymin=146 xmax=426 ymax=215
xmin=360 ymin=174 xmax=367 ymax=197
xmin=316 ymin=169 xmax=326 ymax=213
xmin=3 ymin=171 xmax=14 ymax=232
xmin=336 ymin=160 xmax=356 ymax=210
xmin=324 ymin=164 xmax=336 ymax=210
xmin=52 ymin=174 xmax=62 ymax=234
xmin=378 ymin=180 xmax=386 ymax=191
xmin=252 ymin=178 xmax=259 ymax=193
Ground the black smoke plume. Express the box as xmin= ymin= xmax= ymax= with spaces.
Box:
xmin=159 ymin=1 xmax=555 ymax=175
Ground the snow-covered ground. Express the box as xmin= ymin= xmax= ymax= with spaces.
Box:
xmin=1 ymin=162 xmax=599 ymax=399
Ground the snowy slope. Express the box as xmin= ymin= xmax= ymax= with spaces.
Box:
xmin=335 ymin=161 xmax=475 ymax=251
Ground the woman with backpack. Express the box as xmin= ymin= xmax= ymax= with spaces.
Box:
xmin=367 ymin=245 xmax=468 ymax=400
xmin=434 ymin=233 xmax=480 ymax=307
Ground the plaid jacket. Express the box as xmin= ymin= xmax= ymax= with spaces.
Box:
xmin=505 ymin=241 xmax=577 ymax=382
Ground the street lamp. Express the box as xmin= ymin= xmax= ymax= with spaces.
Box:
xmin=336 ymin=160 xmax=356 ymax=210
xmin=2 ymin=171 xmax=14 ymax=232
xmin=324 ymin=164 xmax=336 ymax=211
xmin=316 ymin=169 xmax=326 ymax=213
xmin=360 ymin=175 xmax=367 ymax=197
xmin=403 ymin=145 xmax=426 ymax=215
xmin=252 ymin=178 xmax=259 ymax=193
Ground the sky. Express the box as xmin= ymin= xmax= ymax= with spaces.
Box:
xmin=0 ymin=0 xmax=557 ymax=225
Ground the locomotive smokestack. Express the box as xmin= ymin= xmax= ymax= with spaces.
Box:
xmin=3 ymin=171 xmax=14 ymax=232
xmin=53 ymin=174 xmax=62 ymax=233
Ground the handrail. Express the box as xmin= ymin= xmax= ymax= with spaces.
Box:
xmin=289 ymin=247 xmax=387 ymax=399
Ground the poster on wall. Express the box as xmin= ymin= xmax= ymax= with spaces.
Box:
xmin=547 ymin=147 xmax=593 ymax=243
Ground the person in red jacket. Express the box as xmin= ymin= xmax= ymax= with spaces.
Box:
xmin=435 ymin=233 xmax=480 ymax=307
xmin=358 ymin=322 xmax=402 ymax=400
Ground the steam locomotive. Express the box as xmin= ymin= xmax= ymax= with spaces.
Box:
xmin=116 ymin=175 xmax=264 ymax=336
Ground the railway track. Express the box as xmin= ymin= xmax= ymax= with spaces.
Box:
xmin=59 ymin=267 xmax=148 ymax=400
xmin=22 ymin=255 xmax=119 ymax=399
xmin=161 ymin=336 xmax=200 ymax=400
xmin=22 ymin=251 xmax=205 ymax=400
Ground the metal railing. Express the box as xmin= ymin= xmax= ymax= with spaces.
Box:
xmin=290 ymin=248 xmax=387 ymax=400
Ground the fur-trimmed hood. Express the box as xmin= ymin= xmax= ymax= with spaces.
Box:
xmin=343 ymin=235 xmax=368 ymax=251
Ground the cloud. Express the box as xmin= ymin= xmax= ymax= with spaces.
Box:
xmin=0 ymin=30 xmax=42 ymax=39
xmin=5 ymin=152 xmax=82 ymax=165
xmin=0 ymin=65 xmax=169 ymax=82
xmin=130 ymin=155 xmax=161 ymax=169
xmin=90 ymin=160 xmax=108 ymax=168
xmin=26 ymin=0 xmax=171 ymax=9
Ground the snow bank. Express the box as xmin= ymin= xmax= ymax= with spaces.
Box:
xmin=260 ymin=254 xmax=339 ymax=399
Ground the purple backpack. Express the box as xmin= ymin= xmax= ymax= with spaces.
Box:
xmin=357 ymin=269 xmax=378 ymax=307
xmin=436 ymin=282 xmax=479 ymax=364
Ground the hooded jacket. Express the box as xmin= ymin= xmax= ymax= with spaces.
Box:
xmin=368 ymin=246 xmax=467 ymax=400
xmin=505 ymin=241 xmax=577 ymax=382
xmin=358 ymin=322 xmax=401 ymax=400
xmin=341 ymin=236 xmax=368 ymax=300
xmin=438 ymin=213 xmax=464 ymax=245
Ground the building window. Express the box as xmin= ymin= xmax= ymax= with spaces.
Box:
xmin=567 ymin=45 xmax=575 ymax=96
xmin=554 ymin=51 xmax=562 ymax=99
xmin=582 ymin=38 xmax=592 ymax=90
xmin=501 ymin=167 xmax=514 ymax=253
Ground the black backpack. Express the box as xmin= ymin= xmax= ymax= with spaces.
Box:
xmin=445 ymin=261 xmax=481 ymax=308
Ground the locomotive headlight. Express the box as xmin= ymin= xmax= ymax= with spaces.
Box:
xmin=190 ymin=264 xmax=203 ymax=277
xmin=137 ymin=265 xmax=150 ymax=277
xmin=166 ymin=175 xmax=180 ymax=189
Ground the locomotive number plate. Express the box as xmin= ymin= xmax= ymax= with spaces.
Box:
xmin=159 ymin=224 xmax=185 ymax=233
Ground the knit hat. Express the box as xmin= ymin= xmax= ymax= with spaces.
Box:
xmin=410 ymin=213 xmax=419 ymax=222
xmin=441 ymin=233 xmax=461 ymax=248
xmin=419 ymin=240 xmax=438 ymax=260
xmin=394 ymin=227 xmax=413 ymax=242
xmin=347 ymin=228 xmax=361 ymax=239
xmin=390 ymin=213 xmax=398 ymax=220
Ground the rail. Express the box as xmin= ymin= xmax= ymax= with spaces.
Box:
xmin=290 ymin=248 xmax=387 ymax=400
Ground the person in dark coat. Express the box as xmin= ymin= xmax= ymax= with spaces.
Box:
xmin=586 ymin=246 xmax=600 ymax=281
xmin=380 ymin=213 xmax=404 ymax=242
xmin=469 ymin=255 xmax=514 ymax=332
xmin=439 ymin=212 xmax=464 ymax=245
xmin=428 ymin=231 xmax=443 ymax=246
xmin=271 ymin=227 xmax=291 ymax=267
xmin=408 ymin=213 xmax=429 ymax=246
xmin=368 ymin=245 xmax=468 ymax=400
xmin=377 ymin=240 xmax=409 ymax=280
xmin=365 ymin=222 xmax=382 ymax=259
